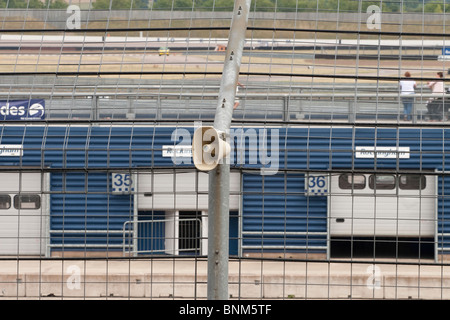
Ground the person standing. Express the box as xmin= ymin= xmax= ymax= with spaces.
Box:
xmin=233 ymin=82 xmax=245 ymax=110
xmin=399 ymin=72 xmax=417 ymax=121
xmin=427 ymin=71 xmax=445 ymax=94
xmin=426 ymin=72 xmax=445 ymax=121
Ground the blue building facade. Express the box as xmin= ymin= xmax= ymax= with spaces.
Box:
xmin=0 ymin=124 xmax=449 ymax=259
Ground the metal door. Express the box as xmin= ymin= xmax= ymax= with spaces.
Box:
xmin=0 ymin=172 xmax=47 ymax=255
xmin=329 ymin=173 xmax=435 ymax=237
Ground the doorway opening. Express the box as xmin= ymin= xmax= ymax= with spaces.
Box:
xmin=178 ymin=211 xmax=202 ymax=255
xmin=330 ymin=237 xmax=435 ymax=259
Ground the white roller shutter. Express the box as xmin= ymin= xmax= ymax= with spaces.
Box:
xmin=330 ymin=173 xmax=435 ymax=237
xmin=0 ymin=172 xmax=47 ymax=255
xmin=137 ymin=171 xmax=240 ymax=211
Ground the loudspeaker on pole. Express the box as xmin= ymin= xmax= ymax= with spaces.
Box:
xmin=192 ymin=126 xmax=230 ymax=171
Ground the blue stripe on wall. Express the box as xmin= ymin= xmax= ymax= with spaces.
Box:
xmin=1 ymin=126 xmax=450 ymax=170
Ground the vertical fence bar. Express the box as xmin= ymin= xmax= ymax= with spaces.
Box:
xmin=207 ymin=0 xmax=251 ymax=300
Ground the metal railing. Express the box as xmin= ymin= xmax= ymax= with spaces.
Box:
xmin=47 ymin=229 xmax=127 ymax=257
xmin=122 ymin=218 xmax=202 ymax=257
xmin=1 ymin=91 xmax=447 ymax=123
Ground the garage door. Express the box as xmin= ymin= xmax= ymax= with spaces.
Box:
xmin=137 ymin=171 xmax=240 ymax=211
xmin=330 ymin=173 xmax=435 ymax=237
xmin=0 ymin=172 xmax=47 ymax=255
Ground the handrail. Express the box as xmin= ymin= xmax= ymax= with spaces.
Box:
xmin=122 ymin=218 xmax=202 ymax=257
xmin=47 ymin=229 xmax=130 ymax=251
xmin=0 ymin=91 xmax=447 ymax=123
xmin=0 ymin=91 xmax=445 ymax=99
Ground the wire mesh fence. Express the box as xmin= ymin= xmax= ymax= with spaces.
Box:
xmin=1 ymin=0 xmax=450 ymax=304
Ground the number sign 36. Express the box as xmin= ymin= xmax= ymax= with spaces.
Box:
xmin=305 ymin=174 xmax=328 ymax=196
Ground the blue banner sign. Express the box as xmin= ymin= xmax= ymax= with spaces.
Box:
xmin=442 ymin=47 xmax=450 ymax=55
xmin=0 ymin=99 xmax=45 ymax=121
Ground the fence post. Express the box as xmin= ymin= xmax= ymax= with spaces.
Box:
xmin=92 ymin=95 xmax=99 ymax=120
xmin=282 ymin=95 xmax=289 ymax=121
xmin=348 ymin=101 xmax=356 ymax=123
xmin=207 ymin=0 xmax=251 ymax=300
xmin=156 ymin=96 xmax=162 ymax=120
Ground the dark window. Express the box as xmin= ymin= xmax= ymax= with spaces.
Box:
xmin=399 ymin=175 xmax=426 ymax=190
xmin=369 ymin=175 xmax=396 ymax=190
xmin=338 ymin=174 xmax=366 ymax=189
xmin=0 ymin=195 xmax=11 ymax=209
xmin=178 ymin=211 xmax=201 ymax=254
xmin=14 ymin=194 xmax=41 ymax=209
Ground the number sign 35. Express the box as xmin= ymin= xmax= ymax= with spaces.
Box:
xmin=112 ymin=173 xmax=134 ymax=194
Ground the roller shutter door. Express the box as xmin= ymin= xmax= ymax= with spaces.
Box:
xmin=330 ymin=173 xmax=435 ymax=237
xmin=0 ymin=172 xmax=47 ymax=255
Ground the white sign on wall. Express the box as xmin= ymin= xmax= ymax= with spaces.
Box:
xmin=355 ymin=146 xmax=410 ymax=159
xmin=162 ymin=145 xmax=192 ymax=158
xmin=305 ymin=173 xmax=328 ymax=196
xmin=0 ymin=145 xmax=23 ymax=156
xmin=112 ymin=173 xmax=134 ymax=194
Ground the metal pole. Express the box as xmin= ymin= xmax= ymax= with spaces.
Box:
xmin=207 ymin=0 xmax=251 ymax=300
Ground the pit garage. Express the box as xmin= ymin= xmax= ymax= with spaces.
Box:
xmin=329 ymin=172 xmax=436 ymax=259
xmin=0 ymin=171 xmax=48 ymax=255
xmin=133 ymin=171 xmax=241 ymax=256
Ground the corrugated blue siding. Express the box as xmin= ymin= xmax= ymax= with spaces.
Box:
xmin=242 ymin=173 xmax=327 ymax=254
xmin=137 ymin=211 xmax=166 ymax=254
xmin=2 ymin=125 xmax=450 ymax=255
xmin=3 ymin=126 xmax=450 ymax=170
xmin=0 ymin=126 xmax=189 ymax=168
xmin=50 ymin=172 xmax=133 ymax=250
xmin=279 ymin=127 xmax=450 ymax=170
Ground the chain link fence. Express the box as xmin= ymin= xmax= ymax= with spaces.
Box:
xmin=0 ymin=1 xmax=450 ymax=308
